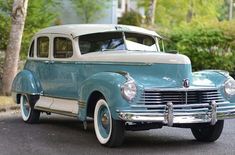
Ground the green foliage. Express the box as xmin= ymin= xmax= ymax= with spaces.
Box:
xmin=118 ymin=10 xmax=143 ymax=26
xmin=138 ymin=0 xmax=224 ymax=27
xmin=0 ymin=0 xmax=60 ymax=58
xmin=0 ymin=0 xmax=12 ymax=50
xmin=167 ymin=23 xmax=235 ymax=74
xmin=71 ymin=0 xmax=107 ymax=23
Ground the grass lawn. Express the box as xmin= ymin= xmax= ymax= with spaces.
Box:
xmin=0 ymin=96 xmax=15 ymax=106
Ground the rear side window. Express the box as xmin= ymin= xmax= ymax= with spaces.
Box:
xmin=54 ymin=37 xmax=73 ymax=58
xmin=37 ymin=37 xmax=49 ymax=58
xmin=29 ymin=40 xmax=34 ymax=57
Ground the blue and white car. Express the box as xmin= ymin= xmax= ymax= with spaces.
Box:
xmin=12 ymin=24 xmax=235 ymax=147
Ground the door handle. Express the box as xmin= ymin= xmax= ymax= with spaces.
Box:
xmin=44 ymin=60 xmax=54 ymax=64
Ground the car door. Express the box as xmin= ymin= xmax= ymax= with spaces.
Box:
xmin=34 ymin=35 xmax=54 ymax=96
xmin=48 ymin=34 xmax=78 ymax=99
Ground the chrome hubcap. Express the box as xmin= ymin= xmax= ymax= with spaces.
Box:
xmin=101 ymin=113 xmax=109 ymax=129
xmin=97 ymin=104 xmax=111 ymax=138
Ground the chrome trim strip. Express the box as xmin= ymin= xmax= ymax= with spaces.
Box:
xmin=35 ymin=107 xmax=77 ymax=117
xmin=11 ymin=91 xmax=41 ymax=96
xmin=144 ymin=87 xmax=218 ymax=92
xmin=130 ymin=104 xmax=166 ymax=108
xmin=218 ymin=106 xmax=235 ymax=110
xmin=131 ymin=103 xmax=211 ymax=108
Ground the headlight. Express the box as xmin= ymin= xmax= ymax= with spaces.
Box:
xmin=224 ymin=79 xmax=235 ymax=96
xmin=121 ymin=80 xmax=137 ymax=101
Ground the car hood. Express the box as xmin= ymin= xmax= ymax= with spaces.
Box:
xmin=79 ymin=51 xmax=191 ymax=65
xmin=78 ymin=51 xmax=216 ymax=88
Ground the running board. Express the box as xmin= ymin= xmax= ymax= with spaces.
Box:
xmin=35 ymin=106 xmax=78 ymax=117
xmin=34 ymin=96 xmax=79 ymax=117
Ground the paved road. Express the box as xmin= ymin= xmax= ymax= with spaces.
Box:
xmin=0 ymin=112 xmax=235 ymax=155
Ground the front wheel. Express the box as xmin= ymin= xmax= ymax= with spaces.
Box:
xmin=94 ymin=99 xmax=125 ymax=147
xmin=191 ymin=120 xmax=224 ymax=142
xmin=20 ymin=94 xmax=40 ymax=124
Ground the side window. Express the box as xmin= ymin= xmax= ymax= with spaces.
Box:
xmin=37 ymin=37 xmax=49 ymax=58
xmin=29 ymin=40 xmax=35 ymax=57
xmin=54 ymin=37 xmax=73 ymax=58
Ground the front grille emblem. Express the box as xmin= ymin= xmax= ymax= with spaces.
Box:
xmin=183 ymin=79 xmax=190 ymax=88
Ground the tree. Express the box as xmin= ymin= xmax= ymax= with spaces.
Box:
xmin=21 ymin=0 xmax=59 ymax=58
xmin=0 ymin=0 xmax=59 ymax=57
xmin=0 ymin=0 xmax=13 ymax=51
xmin=118 ymin=10 xmax=142 ymax=26
xmin=139 ymin=0 xmax=224 ymax=27
xmin=146 ymin=0 xmax=157 ymax=25
xmin=229 ymin=0 xmax=234 ymax=20
xmin=160 ymin=0 xmax=224 ymax=27
xmin=138 ymin=0 xmax=157 ymax=24
xmin=71 ymin=0 xmax=107 ymax=23
xmin=2 ymin=0 xmax=28 ymax=95
xmin=0 ymin=0 xmax=59 ymax=95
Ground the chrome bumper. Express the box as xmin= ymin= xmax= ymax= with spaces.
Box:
xmin=118 ymin=101 xmax=235 ymax=126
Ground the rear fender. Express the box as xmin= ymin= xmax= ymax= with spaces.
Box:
xmin=11 ymin=70 xmax=42 ymax=103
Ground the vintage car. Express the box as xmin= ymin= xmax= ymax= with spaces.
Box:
xmin=12 ymin=24 xmax=235 ymax=147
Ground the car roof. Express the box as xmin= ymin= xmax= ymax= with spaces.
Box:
xmin=36 ymin=24 xmax=161 ymax=38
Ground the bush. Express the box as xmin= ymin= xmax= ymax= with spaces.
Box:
xmin=118 ymin=10 xmax=142 ymax=26
xmin=166 ymin=25 xmax=235 ymax=76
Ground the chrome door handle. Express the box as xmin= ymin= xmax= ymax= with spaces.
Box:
xmin=44 ymin=60 xmax=54 ymax=64
xmin=44 ymin=60 xmax=50 ymax=64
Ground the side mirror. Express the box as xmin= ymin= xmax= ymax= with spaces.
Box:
xmin=166 ymin=50 xmax=178 ymax=54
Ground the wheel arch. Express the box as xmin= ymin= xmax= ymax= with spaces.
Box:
xmin=86 ymin=91 xmax=105 ymax=118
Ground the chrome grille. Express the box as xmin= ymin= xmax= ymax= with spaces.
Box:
xmin=138 ymin=89 xmax=227 ymax=105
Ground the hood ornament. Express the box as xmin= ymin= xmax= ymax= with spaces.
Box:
xmin=183 ymin=79 xmax=190 ymax=88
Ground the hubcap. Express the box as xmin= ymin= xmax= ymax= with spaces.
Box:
xmin=101 ymin=113 xmax=109 ymax=128
xmin=94 ymin=99 xmax=112 ymax=144
xmin=98 ymin=105 xmax=111 ymax=138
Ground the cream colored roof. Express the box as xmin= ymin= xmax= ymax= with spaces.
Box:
xmin=36 ymin=24 xmax=161 ymax=38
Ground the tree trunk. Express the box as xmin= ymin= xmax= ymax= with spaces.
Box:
xmin=229 ymin=0 xmax=233 ymax=20
xmin=2 ymin=0 xmax=28 ymax=96
xmin=186 ymin=0 xmax=194 ymax=22
xmin=146 ymin=0 xmax=157 ymax=25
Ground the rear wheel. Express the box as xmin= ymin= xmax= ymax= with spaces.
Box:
xmin=191 ymin=120 xmax=224 ymax=142
xmin=20 ymin=94 xmax=40 ymax=123
xmin=94 ymin=99 xmax=125 ymax=147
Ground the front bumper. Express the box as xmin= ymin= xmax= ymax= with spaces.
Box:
xmin=118 ymin=101 xmax=235 ymax=126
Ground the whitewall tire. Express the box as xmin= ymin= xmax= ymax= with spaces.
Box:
xmin=94 ymin=99 xmax=125 ymax=147
xmin=20 ymin=95 xmax=40 ymax=123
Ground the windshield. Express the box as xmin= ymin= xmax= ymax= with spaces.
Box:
xmin=79 ymin=32 xmax=159 ymax=54
xmin=124 ymin=32 xmax=157 ymax=51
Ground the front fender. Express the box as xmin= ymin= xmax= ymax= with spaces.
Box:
xmin=11 ymin=69 xmax=42 ymax=95
xmin=78 ymin=72 xmax=129 ymax=121
xmin=193 ymin=70 xmax=235 ymax=102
